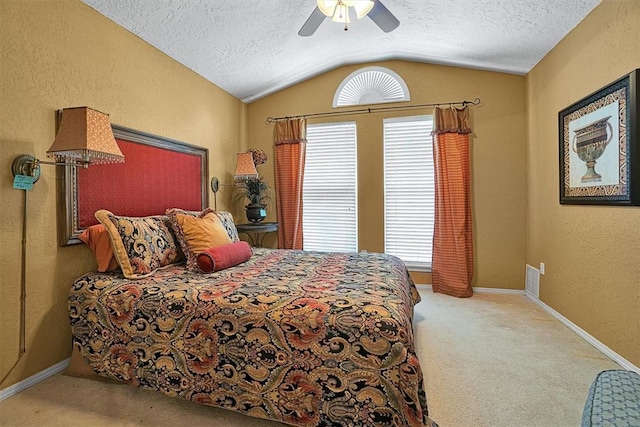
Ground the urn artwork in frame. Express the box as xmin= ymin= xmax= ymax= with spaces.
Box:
xmin=559 ymin=69 xmax=639 ymax=205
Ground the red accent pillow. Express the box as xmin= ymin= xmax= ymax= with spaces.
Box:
xmin=196 ymin=241 xmax=253 ymax=273
xmin=77 ymin=224 xmax=119 ymax=272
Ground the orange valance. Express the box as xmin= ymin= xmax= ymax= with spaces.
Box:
xmin=274 ymin=118 xmax=307 ymax=145
xmin=433 ymin=106 xmax=472 ymax=135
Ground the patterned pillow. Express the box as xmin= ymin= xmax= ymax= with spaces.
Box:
xmin=166 ymin=208 xmax=232 ymax=270
xmin=215 ymin=211 xmax=240 ymax=243
xmin=94 ymin=210 xmax=182 ymax=279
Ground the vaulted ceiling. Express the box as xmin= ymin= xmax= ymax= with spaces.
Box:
xmin=81 ymin=0 xmax=602 ymax=103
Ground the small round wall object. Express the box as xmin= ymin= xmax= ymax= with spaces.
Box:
xmin=12 ymin=154 xmax=41 ymax=183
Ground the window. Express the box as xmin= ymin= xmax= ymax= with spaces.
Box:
xmin=333 ymin=66 xmax=410 ymax=108
xmin=303 ymin=122 xmax=358 ymax=252
xmin=383 ymin=115 xmax=434 ymax=270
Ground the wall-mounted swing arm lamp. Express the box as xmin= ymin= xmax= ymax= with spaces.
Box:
xmin=210 ymin=152 xmax=259 ymax=210
xmin=11 ymin=106 xmax=124 ymax=183
xmin=2 ymin=107 xmax=124 ymax=386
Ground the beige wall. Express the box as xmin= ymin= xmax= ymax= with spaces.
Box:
xmin=247 ymin=60 xmax=527 ymax=288
xmin=6 ymin=0 xmax=635 ymax=393
xmin=526 ymin=0 xmax=640 ymax=367
xmin=0 ymin=0 xmax=245 ymax=388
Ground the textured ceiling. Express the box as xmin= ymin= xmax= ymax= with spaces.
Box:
xmin=81 ymin=0 xmax=601 ymax=103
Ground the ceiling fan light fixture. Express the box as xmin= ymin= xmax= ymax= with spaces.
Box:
xmin=353 ymin=1 xmax=374 ymax=19
xmin=318 ymin=0 xmax=373 ymax=21
xmin=331 ymin=4 xmax=351 ymax=24
xmin=303 ymin=0 xmax=396 ymax=37
xmin=317 ymin=0 xmax=338 ymax=17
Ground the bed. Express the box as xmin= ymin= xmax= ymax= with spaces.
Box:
xmin=64 ymin=126 xmax=435 ymax=426
xmin=68 ymin=211 xmax=434 ymax=426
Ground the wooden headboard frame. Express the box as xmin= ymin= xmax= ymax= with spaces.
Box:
xmin=57 ymin=123 xmax=209 ymax=246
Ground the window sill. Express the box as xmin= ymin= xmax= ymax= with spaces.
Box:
xmin=404 ymin=262 xmax=431 ymax=273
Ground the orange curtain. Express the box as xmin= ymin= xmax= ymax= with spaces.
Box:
xmin=274 ymin=118 xmax=307 ymax=249
xmin=431 ymin=107 xmax=474 ymax=297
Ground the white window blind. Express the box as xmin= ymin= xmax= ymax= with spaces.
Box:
xmin=383 ymin=115 xmax=434 ymax=270
xmin=303 ymin=122 xmax=358 ymax=252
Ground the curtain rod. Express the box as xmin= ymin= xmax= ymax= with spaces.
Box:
xmin=265 ymin=97 xmax=480 ymax=124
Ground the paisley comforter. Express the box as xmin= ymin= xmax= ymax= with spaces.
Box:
xmin=69 ymin=249 xmax=432 ymax=426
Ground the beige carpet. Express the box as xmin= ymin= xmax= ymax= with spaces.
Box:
xmin=0 ymin=288 xmax=620 ymax=427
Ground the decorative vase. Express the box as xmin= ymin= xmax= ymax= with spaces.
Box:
xmin=572 ymin=116 xmax=613 ymax=183
xmin=245 ymin=204 xmax=267 ymax=223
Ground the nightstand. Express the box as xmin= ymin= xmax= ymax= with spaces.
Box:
xmin=235 ymin=222 xmax=278 ymax=247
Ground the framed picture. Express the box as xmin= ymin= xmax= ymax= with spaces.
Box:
xmin=559 ymin=69 xmax=639 ymax=205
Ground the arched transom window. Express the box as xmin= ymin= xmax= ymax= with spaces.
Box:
xmin=333 ymin=66 xmax=410 ymax=108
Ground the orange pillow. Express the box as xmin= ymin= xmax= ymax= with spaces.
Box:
xmin=77 ymin=224 xmax=119 ymax=272
xmin=170 ymin=212 xmax=232 ymax=270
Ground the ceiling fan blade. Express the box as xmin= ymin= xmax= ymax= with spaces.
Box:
xmin=298 ymin=6 xmax=326 ymax=37
xmin=368 ymin=0 xmax=400 ymax=33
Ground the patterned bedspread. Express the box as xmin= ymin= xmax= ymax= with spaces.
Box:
xmin=69 ymin=249 xmax=431 ymax=426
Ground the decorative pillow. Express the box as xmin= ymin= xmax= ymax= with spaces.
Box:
xmin=94 ymin=210 xmax=182 ymax=279
xmin=77 ymin=224 xmax=119 ymax=272
xmin=215 ymin=211 xmax=240 ymax=243
xmin=196 ymin=241 xmax=253 ymax=273
xmin=165 ymin=208 xmax=239 ymax=243
xmin=167 ymin=210 xmax=232 ymax=270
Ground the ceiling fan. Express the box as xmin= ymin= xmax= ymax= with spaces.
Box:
xmin=299 ymin=0 xmax=400 ymax=36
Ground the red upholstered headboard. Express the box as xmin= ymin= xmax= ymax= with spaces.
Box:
xmin=58 ymin=124 xmax=208 ymax=246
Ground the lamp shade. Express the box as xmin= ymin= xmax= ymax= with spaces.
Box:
xmin=353 ymin=0 xmax=374 ymax=19
xmin=317 ymin=0 xmax=338 ymax=16
xmin=47 ymin=107 xmax=124 ymax=164
xmin=317 ymin=0 xmax=373 ymax=20
xmin=234 ymin=152 xmax=258 ymax=181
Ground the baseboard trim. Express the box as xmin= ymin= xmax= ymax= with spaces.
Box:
xmin=0 ymin=358 xmax=70 ymax=401
xmin=474 ymin=287 xmax=525 ymax=295
xmin=416 ymin=284 xmax=525 ymax=295
xmin=525 ymin=293 xmax=640 ymax=374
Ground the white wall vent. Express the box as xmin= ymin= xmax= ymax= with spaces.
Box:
xmin=333 ymin=66 xmax=410 ymax=108
xmin=525 ymin=264 xmax=540 ymax=298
